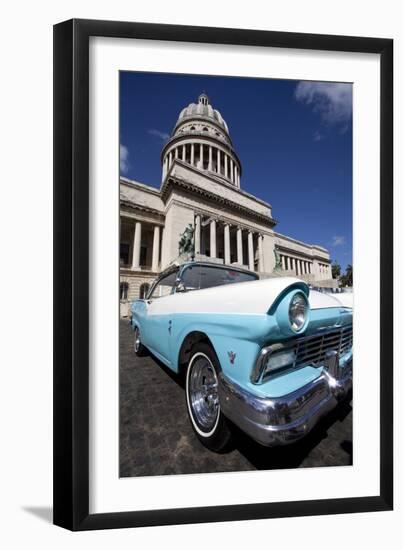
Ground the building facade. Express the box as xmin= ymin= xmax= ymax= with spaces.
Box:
xmin=120 ymin=94 xmax=334 ymax=316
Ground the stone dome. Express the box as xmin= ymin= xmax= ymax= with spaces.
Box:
xmin=161 ymin=93 xmax=241 ymax=189
xmin=175 ymin=93 xmax=229 ymax=135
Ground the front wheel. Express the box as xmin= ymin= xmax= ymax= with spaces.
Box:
xmin=185 ymin=343 xmax=232 ymax=452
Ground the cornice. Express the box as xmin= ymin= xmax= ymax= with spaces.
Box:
xmin=275 ymin=242 xmax=330 ymax=263
xmin=161 ymin=175 xmax=277 ymax=229
xmin=120 ymin=199 xmax=165 ymax=221
xmin=274 ymin=231 xmax=329 ymax=255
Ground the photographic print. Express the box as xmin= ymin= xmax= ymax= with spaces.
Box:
xmin=53 ymin=19 xmax=393 ymax=530
xmin=119 ymin=72 xmax=353 ymax=478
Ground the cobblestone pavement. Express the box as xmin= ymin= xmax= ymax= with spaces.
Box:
xmin=120 ymin=320 xmax=352 ymax=478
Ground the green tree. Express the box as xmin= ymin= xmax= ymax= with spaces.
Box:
xmin=331 ymin=261 xmax=341 ymax=280
xmin=340 ymin=264 xmax=353 ymax=287
xmin=344 ymin=264 xmax=353 ymax=286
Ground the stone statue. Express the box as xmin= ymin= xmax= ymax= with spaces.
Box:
xmin=178 ymin=224 xmax=195 ymax=257
xmin=273 ymin=246 xmax=282 ymax=271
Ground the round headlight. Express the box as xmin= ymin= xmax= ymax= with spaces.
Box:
xmin=289 ymin=292 xmax=308 ymax=332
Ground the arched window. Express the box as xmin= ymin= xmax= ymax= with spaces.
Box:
xmin=120 ymin=282 xmax=129 ymax=300
xmin=190 ymin=126 xmax=196 ymax=131
xmin=139 ymin=282 xmax=150 ymax=299
xmin=202 ymin=126 xmax=209 ymax=132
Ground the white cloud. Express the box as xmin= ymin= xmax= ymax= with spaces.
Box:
xmin=332 ymin=235 xmax=346 ymax=246
xmin=120 ymin=144 xmax=130 ymax=174
xmin=313 ymin=130 xmax=323 ymax=142
xmin=295 ymin=82 xmax=352 ymax=125
xmin=148 ymin=128 xmax=170 ymax=140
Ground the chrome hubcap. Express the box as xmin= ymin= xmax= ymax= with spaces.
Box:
xmin=134 ymin=327 xmax=141 ymax=352
xmin=188 ymin=356 xmax=219 ymax=432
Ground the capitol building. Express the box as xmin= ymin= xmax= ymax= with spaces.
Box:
xmin=120 ymin=93 xmax=334 ymax=316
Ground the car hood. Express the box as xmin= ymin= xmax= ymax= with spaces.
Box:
xmin=308 ymin=289 xmax=353 ymax=310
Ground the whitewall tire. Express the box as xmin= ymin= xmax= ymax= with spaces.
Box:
xmin=185 ymin=342 xmax=232 ymax=452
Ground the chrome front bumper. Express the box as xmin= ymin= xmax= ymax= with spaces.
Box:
xmin=218 ymin=362 xmax=352 ymax=447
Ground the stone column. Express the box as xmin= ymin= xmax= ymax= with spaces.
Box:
xmin=224 ymin=154 xmax=228 ymax=178
xmin=191 ymin=143 xmax=194 ymax=166
xmin=281 ymin=255 xmax=286 ymax=270
xmin=199 ymin=144 xmax=204 ymax=169
xmin=248 ymin=231 xmax=254 ymax=271
xmin=175 ymin=147 xmax=178 ymax=159
xmin=195 ymin=214 xmax=201 ymax=255
xmin=312 ymin=260 xmax=319 ymax=280
xmin=217 ymin=149 xmax=221 ymax=174
xmin=210 ymin=219 xmax=217 ymax=258
xmin=182 ymin=144 xmax=186 ymax=161
xmin=230 ymin=159 xmax=234 ymax=183
xmin=151 ymin=225 xmax=160 ymax=272
xmin=132 ymin=221 xmax=142 ymax=269
xmin=237 ymin=227 xmax=243 ymax=265
xmin=162 ymin=157 xmax=167 ymax=181
xmin=168 ymin=151 xmax=173 ymax=169
xmin=234 ymin=165 xmax=238 ymax=187
xmin=224 ymin=224 xmax=231 ymax=265
xmin=208 ymin=145 xmax=212 ymax=171
xmin=258 ymin=234 xmax=264 ymax=272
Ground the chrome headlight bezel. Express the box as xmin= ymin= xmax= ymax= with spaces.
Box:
xmin=274 ymin=287 xmax=310 ymax=338
xmin=288 ymin=291 xmax=309 ymax=333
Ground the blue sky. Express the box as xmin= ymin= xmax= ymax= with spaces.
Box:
xmin=120 ymin=72 xmax=352 ymax=271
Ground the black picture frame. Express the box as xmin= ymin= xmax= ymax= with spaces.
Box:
xmin=53 ymin=18 xmax=393 ymax=531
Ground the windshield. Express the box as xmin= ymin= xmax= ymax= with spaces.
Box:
xmin=181 ymin=264 xmax=257 ymax=291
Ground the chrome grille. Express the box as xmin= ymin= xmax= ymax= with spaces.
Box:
xmin=294 ymin=325 xmax=352 ymax=368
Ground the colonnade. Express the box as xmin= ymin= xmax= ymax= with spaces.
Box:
xmin=162 ymin=142 xmax=240 ymax=187
xmin=194 ymin=214 xmax=263 ymax=272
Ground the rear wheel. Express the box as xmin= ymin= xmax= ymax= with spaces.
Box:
xmin=133 ymin=326 xmax=147 ymax=357
xmin=185 ymin=342 xmax=232 ymax=452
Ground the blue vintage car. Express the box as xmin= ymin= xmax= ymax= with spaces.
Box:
xmin=131 ymin=261 xmax=352 ymax=452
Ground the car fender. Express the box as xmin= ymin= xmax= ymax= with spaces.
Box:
xmin=172 ymin=314 xmax=269 ymax=383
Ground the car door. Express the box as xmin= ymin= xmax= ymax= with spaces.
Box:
xmin=142 ymin=269 xmax=178 ymax=364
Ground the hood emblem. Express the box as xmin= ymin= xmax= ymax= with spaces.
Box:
xmin=228 ymin=351 xmax=236 ymax=364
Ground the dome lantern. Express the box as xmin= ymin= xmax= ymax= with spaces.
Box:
xmin=198 ymin=93 xmax=209 ymax=106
